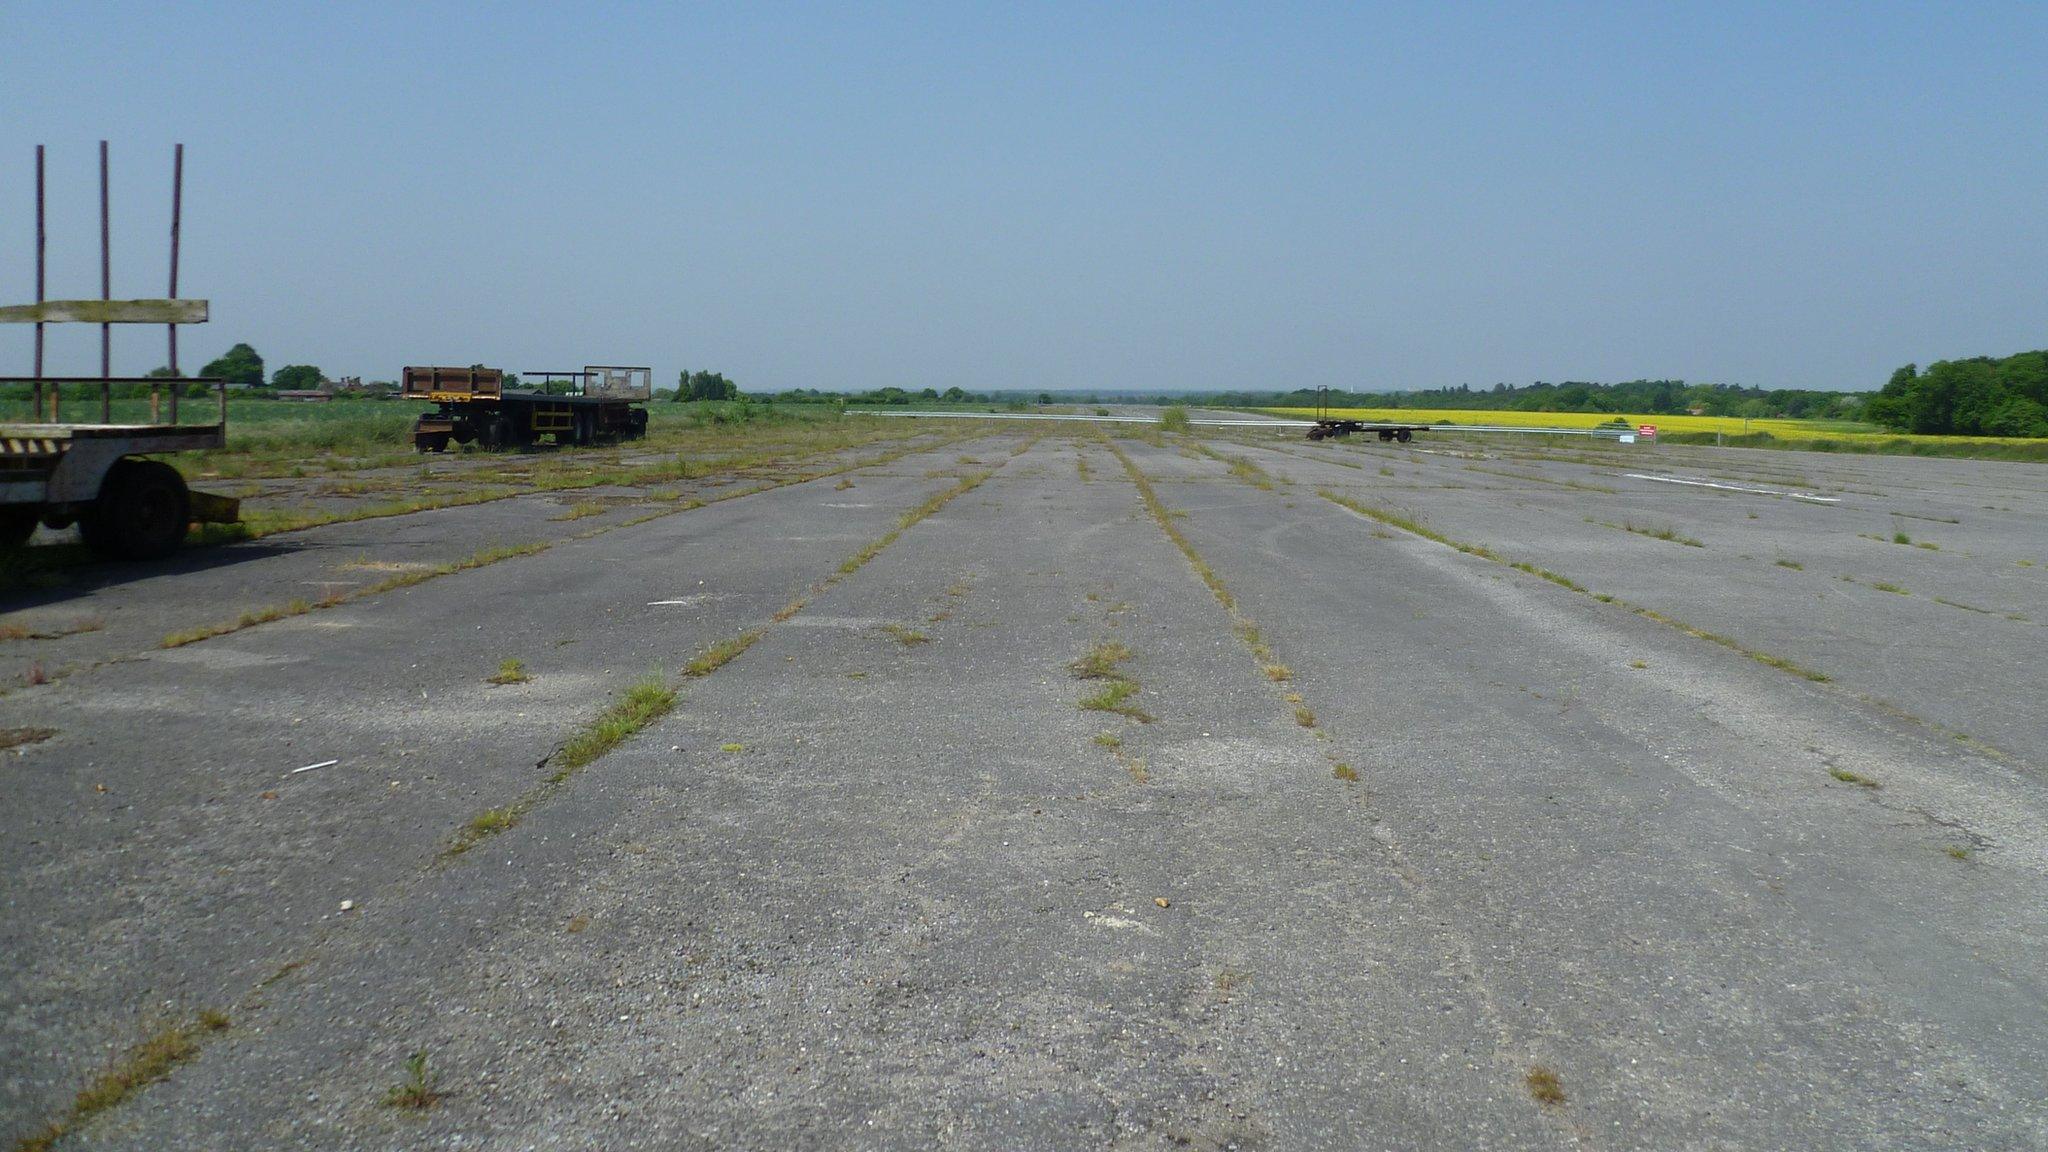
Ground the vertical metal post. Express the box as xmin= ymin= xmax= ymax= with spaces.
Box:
xmin=33 ymin=145 xmax=46 ymax=419
xmin=167 ymin=143 xmax=183 ymax=423
xmin=99 ymin=140 xmax=112 ymax=421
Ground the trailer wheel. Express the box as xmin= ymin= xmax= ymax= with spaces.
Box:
xmin=0 ymin=508 xmax=38 ymax=551
xmin=80 ymin=458 xmax=191 ymax=560
xmin=479 ymin=414 xmax=515 ymax=450
xmin=1396 ymin=429 xmax=1412 ymax=443
xmin=627 ymin=408 xmax=649 ymax=440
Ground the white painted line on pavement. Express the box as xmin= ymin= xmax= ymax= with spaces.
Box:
xmin=1626 ymin=473 xmax=1840 ymax=504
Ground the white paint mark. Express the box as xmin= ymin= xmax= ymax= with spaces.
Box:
xmin=1082 ymin=910 xmax=1158 ymax=935
xmin=1626 ymin=473 xmax=1840 ymax=504
xmin=647 ymin=594 xmax=726 ymax=607
xmin=290 ymin=759 xmax=338 ymax=775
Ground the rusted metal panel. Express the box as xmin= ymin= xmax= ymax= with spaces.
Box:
xmin=402 ymin=365 xmax=505 ymax=401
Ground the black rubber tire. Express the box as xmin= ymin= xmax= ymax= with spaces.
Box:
xmin=479 ymin=414 xmax=515 ymax=450
xmin=0 ymin=507 xmax=39 ymax=551
xmin=1396 ymin=429 xmax=1412 ymax=443
xmin=79 ymin=458 xmax=190 ymax=560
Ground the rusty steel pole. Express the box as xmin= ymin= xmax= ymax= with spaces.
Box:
xmin=166 ymin=143 xmax=184 ymax=422
xmin=33 ymin=145 xmax=46 ymax=419
xmin=99 ymin=140 xmax=112 ymax=421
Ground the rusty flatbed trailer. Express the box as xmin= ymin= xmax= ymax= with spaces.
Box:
xmin=404 ymin=365 xmax=652 ymax=451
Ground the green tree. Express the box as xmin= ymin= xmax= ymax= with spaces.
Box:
xmin=200 ymin=343 xmax=264 ymax=386
xmin=145 ymin=365 xmax=184 ymax=379
xmin=272 ymin=364 xmax=325 ymax=391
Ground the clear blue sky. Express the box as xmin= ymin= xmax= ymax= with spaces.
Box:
xmin=3 ymin=3 xmax=2043 ymax=394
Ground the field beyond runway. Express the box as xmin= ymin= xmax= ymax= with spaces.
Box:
xmin=3 ymin=425 xmax=2045 ymax=1149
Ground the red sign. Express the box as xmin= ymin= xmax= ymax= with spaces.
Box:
xmin=1638 ymin=424 xmax=1657 ymax=438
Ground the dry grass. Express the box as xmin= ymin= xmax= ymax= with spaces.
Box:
xmin=549 ymin=500 xmax=609 ymax=522
xmin=18 ymin=1011 xmax=233 ymax=1149
xmin=880 ymin=624 xmax=930 ymax=646
xmin=1071 ymin=639 xmax=1133 ymax=679
xmin=1525 ymin=1065 xmax=1567 ymax=1106
xmin=0 ymin=726 xmax=57 ymax=751
xmin=1332 ymin=762 xmax=1358 ymax=783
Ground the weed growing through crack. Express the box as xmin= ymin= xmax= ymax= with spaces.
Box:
xmin=1 ymin=726 xmax=56 ymax=750
xmin=1071 ymin=639 xmax=1133 ymax=679
xmin=1263 ymin=664 xmax=1293 ymax=682
xmin=385 ymin=1051 xmax=442 ymax=1110
xmin=1775 ymin=559 xmax=1803 ymax=570
xmin=18 ymin=1011 xmax=234 ymax=1148
xmin=880 ymin=624 xmax=930 ymax=646
xmin=685 ymin=631 xmax=761 ymax=677
xmin=556 ymin=677 xmax=678 ymax=772
xmin=1871 ymin=581 xmax=1909 ymax=595
xmin=1525 ymin=1066 xmax=1567 ymax=1106
xmin=1080 ymin=679 xmax=1154 ymax=723
xmin=1293 ymin=706 xmax=1317 ymax=728
xmin=487 ymin=658 xmax=531 ymax=685
xmin=1093 ymin=732 xmax=1122 ymax=749
xmin=550 ymin=500 xmax=608 ymax=522
xmin=1828 ymin=767 xmax=1882 ymax=789
xmin=1332 ymin=763 xmax=1358 ymax=782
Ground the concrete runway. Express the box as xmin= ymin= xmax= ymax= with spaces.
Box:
xmin=3 ymin=429 xmax=2044 ymax=1149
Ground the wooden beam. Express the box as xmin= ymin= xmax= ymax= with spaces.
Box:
xmin=0 ymin=298 xmax=209 ymax=324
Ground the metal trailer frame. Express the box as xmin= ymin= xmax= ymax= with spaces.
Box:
xmin=1304 ymin=386 xmax=1426 ymax=442
xmin=402 ymin=365 xmax=652 ymax=451
xmin=1 ymin=143 xmax=240 ymax=560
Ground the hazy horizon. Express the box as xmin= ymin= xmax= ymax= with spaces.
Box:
xmin=5 ymin=5 xmax=2043 ymax=395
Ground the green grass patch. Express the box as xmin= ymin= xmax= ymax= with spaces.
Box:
xmin=486 ymin=658 xmax=531 ymax=685
xmin=1071 ymin=639 xmax=1133 ymax=679
xmin=384 ymin=1051 xmax=443 ymax=1111
xmin=1080 ymin=678 xmax=1153 ymax=723
xmin=684 ymin=631 xmax=762 ymax=677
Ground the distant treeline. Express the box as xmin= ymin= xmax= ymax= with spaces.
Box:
xmin=1189 ymin=380 xmax=1867 ymax=422
xmin=1866 ymin=350 xmax=2047 ymax=437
